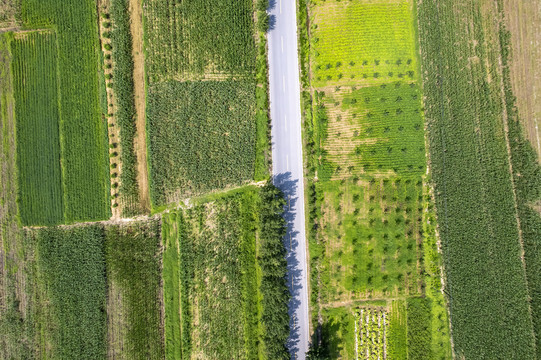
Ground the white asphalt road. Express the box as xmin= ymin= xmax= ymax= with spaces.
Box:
xmin=268 ymin=0 xmax=310 ymax=358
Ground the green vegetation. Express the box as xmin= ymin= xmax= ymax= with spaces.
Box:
xmin=28 ymin=226 xmax=107 ymax=359
xmin=109 ymin=0 xmax=141 ymax=216
xmin=10 ymin=32 xmax=63 ymax=225
xmin=147 ymin=80 xmax=256 ymax=206
xmin=162 ymin=183 xmax=289 ymax=359
xmin=162 ymin=212 xmax=182 ymax=360
xmin=302 ymin=0 xmax=452 ymax=357
xmin=143 ymin=0 xmax=271 ymax=207
xmin=357 ymin=308 xmax=386 ymax=359
xmin=105 ymin=220 xmax=164 ymax=359
xmin=0 ymin=0 xmax=19 ymax=25
xmin=315 ymin=83 xmax=425 ymax=179
xmin=422 ymin=184 xmax=453 ymax=359
xmin=143 ymin=0 xmax=256 ymax=81
xmin=254 ymin=1 xmax=272 ymax=181
xmin=418 ymin=0 xmax=538 ymax=358
xmin=21 ymin=0 xmax=111 ymax=222
xmin=320 ymin=307 xmax=356 ymax=359
xmin=500 ymin=21 xmax=541 ymax=359
xmin=406 ymin=297 xmax=431 ymax=359
xmin=0 ymin=32 xmax=36 ymax=359
xmin=313 ymin=177 xmax=423 ymax=303
xmin=258 ymin=183 xmax=290 ymax=359
xmin=311 ymin=0 xmax=418 ymax=87
xmin=387 ymin=300 xmax=407 ymax=359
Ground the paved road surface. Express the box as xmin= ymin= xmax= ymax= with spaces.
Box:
xmin=268 ymin=0 xmax=310 ymax=358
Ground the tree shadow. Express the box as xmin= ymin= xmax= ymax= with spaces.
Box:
xmin=273 ymin=172 xmax=305 ymax=357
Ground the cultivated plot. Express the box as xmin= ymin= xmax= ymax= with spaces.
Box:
xmin=303 ymin=0 xmax=452 ymax=357
xmin=161 ymin=185 xmax=290 ymax=360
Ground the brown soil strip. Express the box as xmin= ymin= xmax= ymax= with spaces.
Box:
xmin=502 ymin=0 xmax=541 ymax=160
xmin=107 ymin=279 xmax=128 ymax=359
xmin=129 ymin=0 xmax=150 ymax=212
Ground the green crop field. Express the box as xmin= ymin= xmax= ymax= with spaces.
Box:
xmin=10 ymin=32 xmax=63 ymax=225
xmin=143 ymin=0 xmax=269 ymax=209
xmin=316 ymin=83 xmax=425 ymax=180
xmin=315 ymin=177 xmax=424 ymax=303
xmin=143 ymin=0 xmax=256 ymax=82
xmin=311 ymin=0 xmax=418 ymax=88
xmin=105 ymin=220 xmax=164 ymax=359
xmin=418 ymin=0 xmax=541 ymax=358
xmin=161 ymin=184 xmax=290 ymax=360
xmin=21 ymin=0 xmax=111 ymax=222
xmin=302 ymin=0 xmax=452 ymax=358
xmin=26 ymin=226 xmax=107 ymax=359
xmin=147 ymin=80 xmax=256 ymax=206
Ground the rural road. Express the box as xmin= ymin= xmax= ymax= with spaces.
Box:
xmin=268 ymin=0 xmax=310 ymax=359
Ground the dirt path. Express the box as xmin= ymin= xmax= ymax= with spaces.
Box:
xmin=129 ymin=0 xmax=150 ymax=212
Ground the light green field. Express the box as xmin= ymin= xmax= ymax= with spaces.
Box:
xmin=315 ymin=177 xmax=423 ymax=304
xmin=311 ymin=0 xmax=418 ymax=87
xmin=317 ymin=82 xmax=425 ymax=181
xmin=305 ymin=0 xmax=453 ymax=358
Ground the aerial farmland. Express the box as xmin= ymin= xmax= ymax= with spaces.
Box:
xmin=0 ymin=0 xmax=540 ymax=359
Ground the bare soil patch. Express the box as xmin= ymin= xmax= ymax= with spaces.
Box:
xmin=129 ymin=0 xmax=150 ymax=212
xmin=503 ymin=0 xmax=541 ymax=160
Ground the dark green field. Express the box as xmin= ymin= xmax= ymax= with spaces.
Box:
xmin=418 ymin=0 xmax=541 ymax=358
xmin=22 ymin=0 xmax=111 ymax=222
xmin=10 ymin=32 xmax=63 ymax=225
xmin=147 ymin=80 xmax=256 ymax=206
xmin=143 ymin=0 xmax=256 ymax=81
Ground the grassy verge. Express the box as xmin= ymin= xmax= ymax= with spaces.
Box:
xmin=162 ymin=212 xmax=182 ymax=360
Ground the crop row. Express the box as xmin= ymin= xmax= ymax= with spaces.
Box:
xmin=10 ymin=32 xmax=64 ymax=225
xmin=418 ymin=0 xmax=538 ymax=358
xmin=143 ymin=0 xmax=256 ymax=82
xmin=147 ymin=80 xmax=256 ymax=206
xmin=21 ymin=0 xmax=111 ymax=222
xmin=357 ymin=308 xmax=386 ymax=359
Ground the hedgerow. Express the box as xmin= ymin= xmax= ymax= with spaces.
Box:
xmin=109 ymin=0 xmax=142 ymax=216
